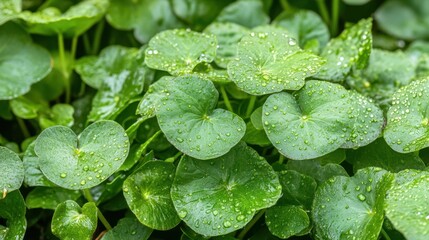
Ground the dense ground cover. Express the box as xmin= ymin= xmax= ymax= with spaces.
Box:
xmin=0 ymin=0 xmax=429 ymax=239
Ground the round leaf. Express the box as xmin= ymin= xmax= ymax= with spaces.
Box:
xmin=227 ymin=28 xmax=324 ymax=95
xmin=136 ymin=76 xmax=174 ymax=119
xmin=26 ymin=187 xmax=81 ymax=210
xmin=0 ymin=146 xmax=24 ymax=198
xmin=312 ymin=168 xmax=393 ymax=240
xmin=171 ymin=142 xmax=282 ymax=236
xmin=276 ymin=170 xmax=316 ymax=209
xmin=216 ymin=0 xmax=269 ymax=28
xmin=157 ymin=75 xmax=245 ymax=160
xmin=35 ymin=120 xmax=130 ymax=190
xmin=106 ymin=0 xmax=184 ymax=43
xmin=375 ymin=0 xmax=429 ymax=40
xmin=314 ymin=18 xmax=372 ymax=82
xmin=0 ymin=22 xmax=52 ymax=100
xmin=51 ymin=200 xmax=98 ymax=240
xmin=263 ymin=81 xmax=349 ymax=159
xmin=123 ymin=160 xmax=180 ymax=230
xmin=265 ymin=205 xmax=310 ymax=239
xmin=19 ymin=0 xmax=109 ymax=37
xmin=272 ymin=9 xmax=330 ymax=52
xmin=385 ymin=171 xmax=429 ymax=240
xmin=144 ymin=29 xmax=217 ymax=75
xmin=23 ymin=141 xmax=55 ymax=187
xmin=102 ymin=215 xmax=153 ymax=240
xmin=203 ymin=22 xmax=248 ymax=68
xmin=0 ymin=191 xmax=26 ymax=240
xmin=0 ymin=0 xmax=21 ymax=25
xmin=75 ymin=45 xmax=152 ymax=121
xmin=384 ymin=78 xmax=429 ymax=152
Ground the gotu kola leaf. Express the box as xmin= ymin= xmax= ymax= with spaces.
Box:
xmin=227 ymin=27 xmax=324 ymax=95
xmin=312 ymin=167 xmax=393 ymax=240
xmin=156 ymin=75 xmax=246 ymax=160
xmin=75 ymin=45 xmax=153 ymax=121
xmin=0 ymin=190 xmax=26 ymax=240
xmin=101 ymin=215 xmax=153 ymax=240
xmin=0 ymin=22 xmax=51 ymax=100
xmin=0 ymin=0 xmax=21 ymax=25
xmin=385 ymin=170 xmax=429 ymax=240
xmin=262 ymin=80 xmax=383 ymax=160
xmin=19 ymin=0 xmax=109 ymax=37
xmin=0 ymin=146 xmax=24 ymax=198
xmin=144 ymin=29 xmax=217 ymax=76
xmin=384 ymin=77 xmax=429 ymax=153
xmin=314 ymin=18 xmax=372 ymax=82
xmin=34 ymin=120 xmax=129 ymax=190
xmin=51 ymin=200 xmax=97 ymax=240
xmin=171 ymin=142 xmax=282 ymax=236
xmin=123 ymin=160 xmax=180 ymax=230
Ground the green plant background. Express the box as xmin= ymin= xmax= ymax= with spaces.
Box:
xmin=0 ymin=0 xmax=428 ymax=239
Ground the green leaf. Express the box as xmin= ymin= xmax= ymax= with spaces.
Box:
xmin=314 ymin=18 xmax=372 ymax=82
xmin=26 ymin=187 xmax=81 ymax=210
xmin=51 ymin=200 xmax=98 ymax=240
xmin=39 ymin=103 xmax=75 ymax=129
xmin=227 ymin=28 xmax=324 ymax=95
xmin=106 ymin=0 xmax=184 ymax=43
xmin=263 ymin=80 xmax=382 ymax=159
xmin=157 ymin=75 xmax=245 ymax=160
xmin=346 ymin=49 xmax=417 ymax=107
xmin=243 ymin=121 xmax=271 ymax=146
xmin=123 ymin=160 xmax=180 ymax=230
xmin=23 ymin=141 xmax=56 ymax=187
xmin=313 ymin=168 xmax=393 ymax=240
xmin=384 ymin=78 xmax=429 ymax=152
xmin=276 ymin=170 xmax=316 ymax=209
xmin=0 ymin=0 xmax=21 ymax=25
xmin=0 ymin=22 xmax=52 ymax=100
xmin=347 ymin=138 xmax=426 ymax=173
xmin=0 ymin=191 xmax=26 ymax=240
xmin=286 ymin=161 xmax=349 ymax=184
xmin=136 ymin=76 xmax=174 ymax=119
xmin=203 ymin=22 xmax=249 ymax=68
xmin=272 ymin=9 xmax=330 ymax=53
xmin=216 ymin=0 xmax=270 ymax=28
xmin=0 ymin=146 xmax=24 ymax=198
xmin=75 ymin=45 xmax=152 ymax=121
xmin=170 ymin=0 xmax=231 ymax=30
xmin=35 ymin=120 xmax=130 ymax=190
xmin=19 ymin=0 xmax=109 ymax=37
xmin=102 ymin=215 xmax=153 ymax=240
xmin=171 ymin=142 xmax=282 ymax=236
xmin=375 ymin=0 xmax=429 ymax=40
xmin=385 ymin=170 xmax=429 ymax=240
xmin=10 ymin=95 xmax=47 ymax=119
xmin=144 ymin=29 xmax=217 ymax=75
xmin=265 ymin=205 xmax=310 ymax=239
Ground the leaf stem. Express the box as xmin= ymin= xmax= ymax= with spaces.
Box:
xmin=331 ymin=0 xmax=340 ymax=36
xmin=70 ymin=36 xmax=78 ymax=65
xmin=58 ymin=33 xmax=71 ymax=103
xmin=219 ymin=85 xmax=234 ymax=112
xmin=138 ymin=130 xmax=162 ymax=152
xmin=125 ymin=117 xmax=146 ymax=137
xmin=92 ymin=19 xmax=105 ymax=55
xmin=316 ymin=0 xmax=330 ymax=26
xmin=165 ymin=151 xmax=183 ymax=163
xmin=16 ymin=117 xmax=30 ymax=139
xmin=278 ymin=154 xmax=285 ymax=165
xmin=237 ymin=209 xmax=266 ymax=239
xmin=83 ymin=33 xmax=91 ymax=54
xmin=280 ymin=0 xmax=291 ymax=12
xmin=380 ymin=228 xmax=392 ymax=240
xmin=245 ymin=95 xmax=257 ymax=118
xmin=82 ymin=189 xmax=112 ymax=230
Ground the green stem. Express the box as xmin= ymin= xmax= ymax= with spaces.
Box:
xmin=58 ymin=33 xmax=71 ymax=103
xmin=278 ymin=154 xmax=285 ymax=165
xmin=280 ymin=0 xmax=291 ymax=12
xmin=16 ymin=117 xmax=30 ymax=139
xmin=331 ymin=0 xmax=340 ymax=36
xmin=237 ymin=209 xmax=266 ymax=239
xmin=70 ymin=36 xmax=78 ymax=66
xmin=245 ymin=95 xmax=257 ymax=118
xmin=138 ymin=130 xmax=162 ymax=152
xmin=165 ymin=151 xmax=183 ymax=163
xmin=82 ymin=189 xmax=112 ymax=230
xmin=380 ymin=228 xmax=392 ymax=240
xmin=83 ymin=33 xmax=91 ymax=54
xmin=219 ymin=85 xmax=234 ymax=112
xmin=125 ymin=117 xmax=146 ymax=137
xmin=316 ymin=0 xmax=330 ymax=26
xmin=92 ymin=19 xmax=105 ymax=55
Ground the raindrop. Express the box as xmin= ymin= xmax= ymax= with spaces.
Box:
xmin=223 ymin=221 xmax=232 ymax=228
xmin=178 ymin=210 xmax=188 ymax=218
xmin=60 ymin=173 xmax=67 ymax=178
xmin=357 ymin=194 xmax=366 ymax=201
